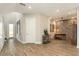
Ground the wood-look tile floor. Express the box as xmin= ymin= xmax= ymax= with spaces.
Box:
xmin=0 ymin=39 xmax=79 ymax=56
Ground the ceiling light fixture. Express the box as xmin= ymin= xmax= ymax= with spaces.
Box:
xmin=56 ymin=9 xmax=60 ymax=12
xmin=28 ymin=5 xmax=32 ymax=9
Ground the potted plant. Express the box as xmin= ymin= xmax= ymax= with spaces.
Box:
xmin=42 ymin=29 xmax=50 ymax=44
xmin=44 ymin=29 xmax=48 ymax=35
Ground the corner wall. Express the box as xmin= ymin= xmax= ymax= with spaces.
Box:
xmin=35 ymin=14 xmax=49 ymax=44
xmin=20 ymin=13 xmax=49 ymax=44
xmin=0 ymin=15 xmax=5 ymax=52
xmin=77 ymin=8 xmax=79 ymax=48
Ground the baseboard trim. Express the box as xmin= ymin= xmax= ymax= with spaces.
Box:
xmin=16 ymin=38 xmax=42 ymax=44
xmin=21 ymin=40 xmax=42 ymax=44
xmin=16 ymin=38 xmax=24 ymax=44
xmin=35 ymin=42 xmax=42 ymax=44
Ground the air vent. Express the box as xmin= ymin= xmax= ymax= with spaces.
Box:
xmin=19 ymin=3 xmax=26 ymax=6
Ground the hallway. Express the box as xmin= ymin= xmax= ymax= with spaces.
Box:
xmin=0 ymin=39 xmax=79 ymax=56
xmin=0 ymin=3 xmax=78 ymax=56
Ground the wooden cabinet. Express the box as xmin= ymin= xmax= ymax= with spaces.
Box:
xmin=54 ymin=34 xmax=66 ymax=40
xmin=42 ymin=35 xmax=50 ymax=44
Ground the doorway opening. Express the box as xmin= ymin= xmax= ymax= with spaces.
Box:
xmin=9 ymin=24 xmax=14 ymax=38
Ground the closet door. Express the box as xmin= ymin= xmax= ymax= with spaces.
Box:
xmin=25 ymin=16 xmax=36 ymax=43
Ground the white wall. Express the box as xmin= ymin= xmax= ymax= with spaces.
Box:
xmin=20 ymin=13 xmax=49 ymax=44
xmin=16 ymin=14 xmax=35 ymax=43
xmin=35 ymin=14 xmax=49 ymax=44
xmin=0 ymin=15 xmax=5 ymax=52
xmin=25 ymin=14 xmax=36 ymax=43
xmin=15 ymin=13 xmax=49 ymax=44
xmin=18 ymin=15 xmax=26 ymax=43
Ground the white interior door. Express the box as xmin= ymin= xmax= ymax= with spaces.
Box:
xmin=26 ymin=16 xmax=35 ymax=43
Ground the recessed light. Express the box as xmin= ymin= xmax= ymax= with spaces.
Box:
xmin=28 ymin=5 xmax=32 ymax=9
xmin=72 ymin=16 xmax=75 ymax=19
xmin=56 ymin=9 xmax=59 ymax=12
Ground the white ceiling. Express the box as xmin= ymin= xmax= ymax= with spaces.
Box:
xmin=0 ymin=3 xmax=79 ymax=17
xmin=4 ymin=12 xmax=22 ymax=23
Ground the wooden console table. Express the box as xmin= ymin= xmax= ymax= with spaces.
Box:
xmin=54 ymin=34 xmax=66 ymax=40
